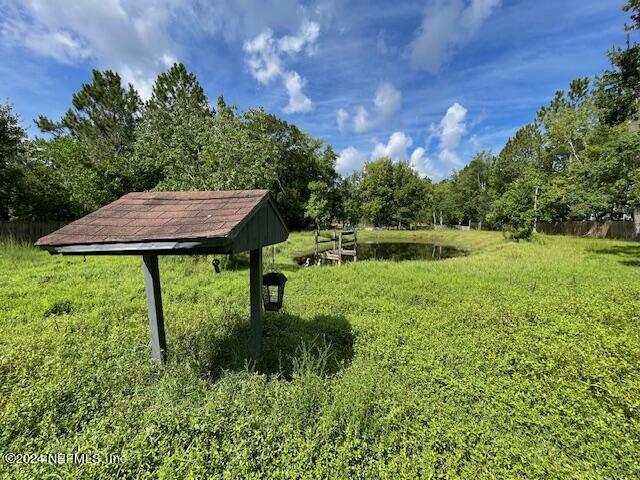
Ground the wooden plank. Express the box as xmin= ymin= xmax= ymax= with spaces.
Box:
xmin=249 ymin=248 xmax=263 ymax=354
xmin=142 ymin=255 xmax=167 ymax=364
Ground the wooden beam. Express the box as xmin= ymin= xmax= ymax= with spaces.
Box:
xmin=249 ymin=248 xmax=263 ymax=354
xmin=142 ymin=255 xmax=167 ymax=364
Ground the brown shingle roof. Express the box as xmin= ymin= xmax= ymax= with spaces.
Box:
xmin=35 ymin=190 xmax=270 ymax=247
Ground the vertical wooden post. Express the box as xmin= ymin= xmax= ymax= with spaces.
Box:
xmin=353 ymin=229 xmax=358 ymax=262
xmin=249 ymin=248 xmax=263 ymax=355
xmin=314 ymin=230 xmax=318 ymax=259
xmin=338 ymin=232 xmax=342 ymax=265
xmin=142 ymin=255 xmax=167 ymax=364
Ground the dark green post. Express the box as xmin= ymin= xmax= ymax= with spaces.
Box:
xmin=249 ymin=248 xmax=263 ymax=354
xmin=142 ymin=255 xmax=167 ymax=364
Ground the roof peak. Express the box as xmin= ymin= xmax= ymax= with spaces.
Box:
xmin=123 ymin=190 xmax=270 ymax=201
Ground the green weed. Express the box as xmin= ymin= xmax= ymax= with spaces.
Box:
xmin=0 ymin=230 xmax=639 ymax=478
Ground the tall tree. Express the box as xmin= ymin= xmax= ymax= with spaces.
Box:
xmin=0 ymin=103 xmax=26 ymax=219
xmin=454 ymin=151 xmax=493 ymax=227
xmin=243 ymin=108 xmax=338 ymax=228
xmin=359 ymin=158 xmax=427 ymax=228
xmin=490 ymin=125 xmax=544 ymax=196
xmin=134 ymin=63 xmax=214 ymax=190
xmin=35 ymin=70 xmax=142 ymax=197
xmin=595 ymin=40 xmax=640 ymax=126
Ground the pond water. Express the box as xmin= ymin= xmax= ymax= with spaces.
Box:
xmin=296 ymin=242 xmax=466 ymax=266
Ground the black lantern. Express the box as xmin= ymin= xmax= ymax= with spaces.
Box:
xmin=262 ymin=272 xmax=287 ymax=311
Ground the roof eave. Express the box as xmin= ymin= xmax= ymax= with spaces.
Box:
xmin=45 ymin=236 xmax=232 ymax=256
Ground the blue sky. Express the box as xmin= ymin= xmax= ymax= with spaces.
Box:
xmin=0 ymin=0 xmax=630 ymax=180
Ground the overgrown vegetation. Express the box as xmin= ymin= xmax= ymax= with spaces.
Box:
xmin=1 ymin=230 xmax=639 ymax=478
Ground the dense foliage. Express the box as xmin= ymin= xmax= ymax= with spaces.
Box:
xmin=1 ymin=230 xmax=639 ymax=478
xmin=1 ymin=65 xmax=337 ymax=230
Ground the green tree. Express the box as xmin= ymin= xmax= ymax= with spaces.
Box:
xmin=0 ymin=103 xmax=27 ymax=219
xmin=36 ymin=69 xmax=142 ymax=196
xmin=490 ymin=125 xmax=544 ymax=196
xmin=537 ymin=78 xmax=595 ymax=171
xmin=453 ymin=151 xmax=493 ymax=227
xmin=595 ymin=41 xmax=640 ymax=126
xmin=304 ymin=181 xmax=332 ymax=229
xmin=243 ymin=108 xmax=338 ymax=229
xmin=334 ymin=172 xmax=362 ymax=227
xmin=624 ymin=0 xmax=640 ymax=30
xmin=432 ymin=180 xmax=463 ymax=225
xmin=359 ymin=158 xmax=427 ymax=228
xmin=135 ymin=63 xmax=214 ymax=190
xmin=359 ymin=158 xmax=397 ymax=227
xmin=567 ymin=124 xmax=640 ymax=220
xmin=392 ymin=161 xmax=429 ymax=228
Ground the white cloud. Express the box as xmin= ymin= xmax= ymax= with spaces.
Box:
xmin=470 ymin=134 xmax=481 ymax=150
xmin=0 ymin=0 xmax=320 ymax=102
xmin=425 ymin=102 xmax=468 ymax=168
xmin=0 ymin=0 xmax=182 ymax=99
xmin=410 ymin=147 xmax=443 ymax=180
xmin=353 ymin=106 xmax=372 ymax=133
xmin=338 ymin=132 xmax=442 ymax=180
xmin=439 ymin=148 xmax=463 ymax=167
xmin=342 ymin=81 xmax=401 ymax=133
xmin=372 ymin=131 xmax=413 ymax=160
xmin=278 ymin=19 xmax=319 ymax=54
xmin=244 ymin=30 xmax=283 ymax=84
xmin=374 ymin=82 xmax=402 ymax=122
xmin=336 ymin=108 xmax=350 ymax=134
xmin=376 ymin=29 xmax=391 ymax=55
xmin=243 ymin=19 xmax=319 ymax=113
xmin=439 ymin=102 xmax=467 ymax=151
xmin=188 ymin=0 xmax=304 ymax=43
xmin=336 ymin=146 xmax=366 ymax=175
xmin=283 ymin=71 xmax=312 ymax=113
xmin=409 ymin=0 xmax=501 ymax=73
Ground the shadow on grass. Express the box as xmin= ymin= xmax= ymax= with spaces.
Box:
xmin=588 ymin=245 xmax=640 ymax=267
xmin=174 ymin=312 xmax=354 ymax=381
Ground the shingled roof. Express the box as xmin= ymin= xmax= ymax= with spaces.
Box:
xmin=36 ymin=190 xmax=288 ymax=255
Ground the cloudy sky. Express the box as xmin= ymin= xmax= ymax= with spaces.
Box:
xmin=0 ymin=0 xmax=629 ymax=180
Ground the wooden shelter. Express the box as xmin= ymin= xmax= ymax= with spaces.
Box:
xmin=35 ymin=190 xmax=289 ymax=363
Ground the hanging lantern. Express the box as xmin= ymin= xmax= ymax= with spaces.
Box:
xmin=262 ymin=272 xmax=287 ymax=311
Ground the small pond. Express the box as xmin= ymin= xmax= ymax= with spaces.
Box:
xmin=296 ymin=242 xmax=466 ymax=266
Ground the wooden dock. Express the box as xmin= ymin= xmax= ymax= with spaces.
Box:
xmin=314 ymin=229 xmax=357 ymax=265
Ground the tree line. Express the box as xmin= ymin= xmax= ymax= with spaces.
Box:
xmin=0 ymin=61 xmax=431 ymax=231
xmin=423 ymin=1 xmax=640 ymax=238
xmin=0 ymin=64 xmax=338 ymax=230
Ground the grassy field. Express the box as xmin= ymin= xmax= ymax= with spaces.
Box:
xmin=1 ymin=230 xmax=639 ymax=478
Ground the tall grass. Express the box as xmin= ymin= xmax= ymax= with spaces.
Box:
xmin=0 ymin=230 xmax=639 ymax=478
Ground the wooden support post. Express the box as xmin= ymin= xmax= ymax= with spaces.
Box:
xmin=249 ymin=248 xmax=263 ymax=355
xmin=354 ymin=229 xmax=357 ymax=262
xmin=314 ymin=229 xmax=319 ymax=259
xmin=338 ymin=232 xmax=342 ymax=265
xmin=142 ymin=255 xmax=167 ymax=364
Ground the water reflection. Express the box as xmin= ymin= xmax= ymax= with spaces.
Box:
xmin=296 ymin=242 xmax=466 ymax=265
